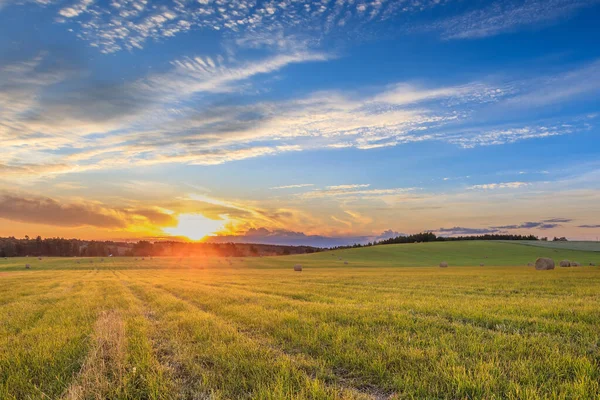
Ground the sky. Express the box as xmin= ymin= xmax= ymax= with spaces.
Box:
xmin=1 ymin=0 xmax=600 ymax=246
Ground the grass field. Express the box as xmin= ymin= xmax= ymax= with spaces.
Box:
xmin=503 ymin=240 xmax=600 ymax=252
xmin=1 ymin=241 xmax=599 ymax=399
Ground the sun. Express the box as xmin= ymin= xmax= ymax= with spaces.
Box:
xmin=165 ymin=213 xmax=225 ymax=241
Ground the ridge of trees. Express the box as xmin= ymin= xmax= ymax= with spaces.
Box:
xmin=0 ymin=236 xmax=319 ymax=257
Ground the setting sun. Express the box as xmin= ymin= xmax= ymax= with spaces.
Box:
xmin=165 ymin=214 xmax=226 ymax=241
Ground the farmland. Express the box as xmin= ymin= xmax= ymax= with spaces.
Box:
xmin=1 ymin=241 xmax=599 ymax=399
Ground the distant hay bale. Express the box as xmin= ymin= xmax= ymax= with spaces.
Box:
xmin=439 ymin=261 xmax=448 ymax=268
xmin=338 ymin=257 xmax=342 ymax=260
xmin=589 ymin=262 xmax=596 ymax=266
xmin=344 ymin=261 xmax=349 ymax=265
xmin=38 ymin=257 xmax=42 ymax=260
xmin=559 ymin=260 xmax=571 ymax=268
xmin=480 ymin=263 xmax=484 ymax=267
xmin=25 ymin=264 xmax=30 ymax=269
xmin=294 ymin=264 xmax=302 ymax=272
xmin=535 ymin=257 xmax=555 ymax=270
xmin=141 ymin=257 xmax=145 ymax=260
xmin=527 ymin=262 xmax=534 ymax=267
xmin=572 ymin=262 xmax=581 ymax=267
xmin=76 ymin=261 xmax=80 ymax=264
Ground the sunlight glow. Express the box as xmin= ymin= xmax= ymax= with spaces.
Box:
xmin=165 ymin=213 xmax=226 ymax=241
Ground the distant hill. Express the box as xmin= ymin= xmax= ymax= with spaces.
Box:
xmin=502 ymin=240 xmax=600 ymax=252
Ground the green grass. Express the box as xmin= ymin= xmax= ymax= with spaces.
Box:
xmin=503 ymin=240 xmax=600 ymax=252
xmin=1 ymin=241 xmax=599 ymax=399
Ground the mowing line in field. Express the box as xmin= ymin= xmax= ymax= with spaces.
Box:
xmin=118 ymin=271 xmax=378 ymax=399
xmin=122 ymin=269 xmax=600 ymax=398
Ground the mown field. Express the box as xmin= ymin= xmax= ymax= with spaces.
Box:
xmin=1 ymin=241 xmax=599 ymax=399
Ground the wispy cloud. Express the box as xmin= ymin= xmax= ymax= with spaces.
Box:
xmin=468 ymin=182 xmax=530 ymax=190
xmin=271 ymin=183 xmax=314 ymax=190
xmin=301 ymin=187 xmax=417 ymax=200
xmin=51 ymin=0 xmax=447 ymax=53
xmin=433 ymin=0 xmax=598 ymax=40
xmin=326 ymin=184 xmax=370 ymax=190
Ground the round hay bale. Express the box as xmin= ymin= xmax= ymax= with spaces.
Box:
xmin=344 ymin=261 xmax=348 ymax=265
xmin=38 ymin=257 xmax=42 ymax=260
xmin=293 ymin=264 xmax=302 ymax=272
xmin=571 ymin=262 xmax=581 ymax=267
xmin=535 ymin=257 xmax=555 ymax=270
xmin=559 ymin=260 xmax=571 ymax=268
xmin=25 ymin=264 xmax=30 ymax=269
xmin=480 ymin=263 xmax=484 ymax=267
xmin=439 ymin=261 xmax=448 ymax=268
xmin=589 ymin=262 xmax=596 ymax=266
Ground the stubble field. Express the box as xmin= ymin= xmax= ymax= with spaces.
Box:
xmin=1 ymin=241 xmax=599 ymax=399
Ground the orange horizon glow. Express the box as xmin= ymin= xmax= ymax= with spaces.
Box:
xmin=164 ymin=213 xmax=227 ymax=241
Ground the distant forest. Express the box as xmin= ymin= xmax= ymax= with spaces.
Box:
xmin=331 ymin=232 xmax=557 ymax=250
xmin=0 ymin=233 xmax=564 ymax=257
xmin=0 ymin=236 xmax=320 ymax=258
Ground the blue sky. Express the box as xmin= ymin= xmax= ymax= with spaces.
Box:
xmin=1 ymin=0 xmax=600 ymax=245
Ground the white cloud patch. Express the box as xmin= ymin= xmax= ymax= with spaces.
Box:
xmin=433 ymin=0 xmax=598 ymax=40
xmin=468 ymin=182 xmax=530 ymax=190
xmin=271 ymin=184 xmax=314 ymax=190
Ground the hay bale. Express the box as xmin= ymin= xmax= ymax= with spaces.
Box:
xmin=535 ymin=257 xmax=555 ymax=270
xmin=294 ymin=264 xmax=302 ymax=272
xmin=559 ymin=260 xmax=571 ymax=268
xmin=439 ymin=261 xmax=448 ymax=268
xmin=38 ymin=257 xmax=42 ymax=260
xmin=25 ymin=264 xmax=30 ymax=269
xmin=589 ymin=262 xmax=596 ymax=266
xmin=344 ymin=261 xmax=349 ymax=265
xmin=571 ymin=262 xmax=581 ymax=267
xmin=480 ymin=263 xmax=484 ymax=267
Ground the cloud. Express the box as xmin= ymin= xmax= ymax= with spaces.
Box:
xmin=468 ymin=182 xmax=530 ymax=190
xmin=270 ymin=184 xmax=314 ymax=190
xmin=300 ymin=187 xmax=418 ymax=200
xmin=492 ymin=218 xmax=573 ymax=230
xmin=447 ymin=123 xmax=588 ymax=149
xmin=0 ymin=192 xmax=177 ymax=229
xmin=50 ymin=0 xmax=447 ymax=53
xmin=207 ymin=227 xmax=373 ymax=247
xmin=0 ymin=193 xmax=125 ymax=228
xmin=374 ymin=229 xmax=405 ymax=241
xmin=433 ymin=0 xmax=598 ymax=40
xmin=434 ymin=226 xmax=500 ymax=235
xmin=1 ymin=51 xmax=596 ymax=182
xmin=326 ymin=184 xmax=370 ymax=190
xmin=577 ymin=224 xmax=600 ymax=228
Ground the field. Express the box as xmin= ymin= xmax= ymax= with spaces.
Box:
xmin=503 ymin=240 xmax=600 ymax=252
xmin=1 ymin=241 xmax=599 ymax=399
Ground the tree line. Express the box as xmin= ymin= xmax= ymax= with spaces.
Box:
xmin=0 ymin=236 xmax=320 ymax=258
xmin=331 ymin=232 xmax=541 ymax=250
